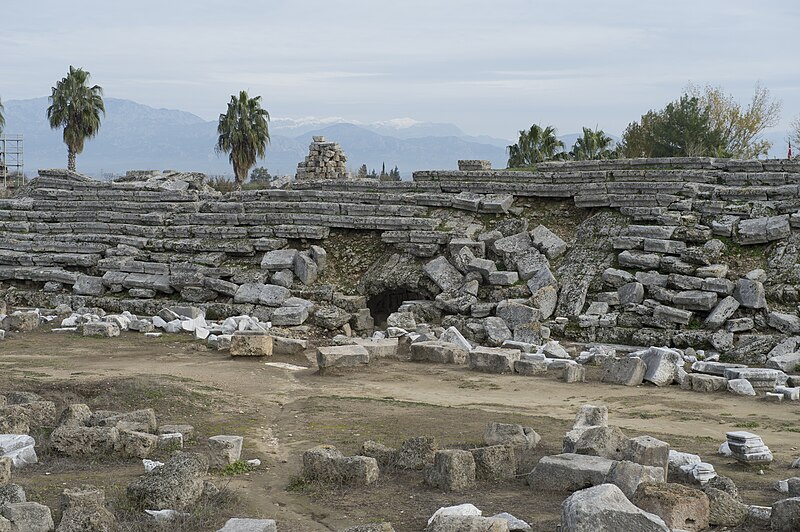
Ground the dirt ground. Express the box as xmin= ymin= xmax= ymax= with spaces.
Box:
xmin=2 ymin=327 xmax=799 ymax=531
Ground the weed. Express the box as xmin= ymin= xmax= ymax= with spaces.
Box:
xmin=220 ymin=460 xmax=252 ymax=476
xmin=734 ymin=421 xmax=759 ymax=429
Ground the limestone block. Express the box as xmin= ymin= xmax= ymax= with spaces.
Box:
xmin=316 ymin=345 xmax=370 ymax=370
xmin=208 ymin=435 xmax=244 ymax=469
xmin=293 ymin=251 xmax=318 ymax=285
xmin=527 ymin=453 xmax=615 ymax=492
xmin=632 ymin=482 xmax=710 ymax=532
xmin=423 ymin=450 xmax=476 ymax=492
xmin=73 ymin=274 xmax=105 ymax=296
xmin=768 ymin=311 xmax=800 ymax=334
xmin=564 ymin=364 xmax=586 ymax=383
xmin=410 ymin=341 xmax=468 ymax=364
xmin=514 ymin=359 xmax=547 ymax=375
xmin=258 ymin=284 xmax=291 ymax=307
xmin=230 ymin=334 xmax=273 ymax=357
xmin=624 ymin=436 xmax=670 ymax=471
xmin=618 ymin=282 xmax=645 ymax=305
xmin=561 ymin=484 xmax=668 ymax=532
xmin=423 ymin=256 xmax=464 ymax=292
xmin=118 ymin=430 xmax=159 ymax=459
xmin=606 ymin=460 xmax=666 ymax=498
xmin=530 ymin=224 xmax=567 ymax=259
xmin=673 ymin=290 xmax=718 ymax=311
xmin=681 ymin=374 xmax=728 ymax=392
xmin=601 ymin=357 xmax=646 ymax=386
xmin=0 ymin=502 xmax=54 ymax=532
xmin=470 ymin=444 xmax=516 ymax=481
xmin=733 ymin=279 xmax=766 ymax=309
xmin=468 ymin=347 xmax=520 ymax=374
xmin=271 ymin=306 xmax=308 ymax=326
xmin=483 ymin=317 xmax=512 ymax=346
xmin=82 ymin=322 xmax=120 ymax=338
xmin=261 ymin=249 xmax=298 ymax=270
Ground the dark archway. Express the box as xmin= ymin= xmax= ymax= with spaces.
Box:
xmin=367 ymin=289 xmax=428 ymax=328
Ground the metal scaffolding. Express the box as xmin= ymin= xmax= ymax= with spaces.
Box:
xmin=0 ymin=134 xmax=24 ymax=188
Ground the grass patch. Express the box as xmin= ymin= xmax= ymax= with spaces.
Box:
xmin=219 ymin=460 xmax=253 ymax=476
xmin=734 ymin=421 xmax=760 ymax=429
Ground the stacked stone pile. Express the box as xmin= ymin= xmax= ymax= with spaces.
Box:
xmin=295 ymin=136 xmax=348 ymax=180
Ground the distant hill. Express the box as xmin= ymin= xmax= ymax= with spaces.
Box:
xmin=2 ymin=97 xmax=511 ymax=178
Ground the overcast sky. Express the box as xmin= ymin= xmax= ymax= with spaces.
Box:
xmin=2 ymin=0 xmax=798 ymax=139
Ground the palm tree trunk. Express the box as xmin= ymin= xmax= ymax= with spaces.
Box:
xmin=67 ymin=147 xmax=76 ymax=172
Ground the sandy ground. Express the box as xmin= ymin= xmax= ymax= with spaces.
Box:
xmin=2 ymin=328 xmax=799 ymax=531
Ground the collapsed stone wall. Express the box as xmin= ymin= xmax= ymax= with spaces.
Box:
xmin=3 ymin=158 xmax=800 ymax=364
xmin=295 ymin=136 xmax=348 ymax=180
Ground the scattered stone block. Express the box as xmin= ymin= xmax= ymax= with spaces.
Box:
xmin=727 ymin=379 xmax=756 ymax=396
xmin=118 ymin=430 xmax=158 ymax=459
xmin=410 ymin=341 xmax=468 ymax=364
xmin=423 ymin=450 xmax=476 ymax=492
xmin=0 ymin=502 xmax=54 ymax=532
xmin=316 ymin=345 xmax=370 ymax=372
xmin=561 ymin=484 xmax=669 ymax=532
xmin=530 ymin=225 xmax=567 ymax=259
xmin=261 ymin=249 xmax=298 ymax=270
xmin=572 ymin=425 xmax=628 ymax=460
xmin=423 ymin=257 xmax=464 ymax=292
xmin=632 ymin=482 xmax=710 ymax=532
xmin=271 ymin=306 xmax=308 ymax=326
xmin=733 ymin=279 xmax=766 ymax=309
xmin=726 ymin=431 xmax=773 ymax=464
xmin=771 ymin=496 xmax=800 ymax=532
xmin=624 ymin=436 xmax=670 ymax=471
xmin=208 ymin=435 xmax=244 ymax=468
xmin=0 ymin=457 xmax=10 ymax=485
xmin=563 ymin=364 xmax=586 ymax=383
xmin=127 ymin=452 xmax=209 ymax=510
xmin=50 ymin=426 xmax=118 ymax=457
xmin=703 ymin=486 xmax=748 ymax=528
xmin=607 ymin=460 xmax=666 ymax=498
xmin=601 ymin=357 xmax=646 ymax=386
xmin=58 ymin=485 xmax=118 ymax=532
xmin=468 ymin=347 xmax=520 ymax=374
xmin=527 ymin=453 xmax=615 ymax=492
xmin=470 ymin=444 xmax=516 ymax=481
xmin=514 ymin=359 xmax=547 ymax=375
xmin=230 ymin=334 xmax=273 ymax=357
xmin=681 ymin=374 xmax=728 ymax=393
xmin=82 ymin=322 xmax=120 ymax=338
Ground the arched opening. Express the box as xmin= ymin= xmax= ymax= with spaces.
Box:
xmin=367 ymin=289 xmax=428 ymax=328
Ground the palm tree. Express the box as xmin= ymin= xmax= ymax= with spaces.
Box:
xmin=507 ymin=124 xmax=566 ymax=167
xmin=570 ymin=126 xmax=615 ymax=160
xmin=46 ymin=66 xmax=105 ymax=172
xmin=216 ymin=91 xmax=270 ymax=191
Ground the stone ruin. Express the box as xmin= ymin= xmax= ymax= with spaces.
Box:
xmin=2 ymin=156 xmax=800 ymax=530
xmin=295 ymin=135 xmax=348 ymax=180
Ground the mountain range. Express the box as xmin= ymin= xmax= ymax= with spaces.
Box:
xmin=1 ymin=97 xmax=514 ymax=179
xmin=2 ymin=97 xmax=791 ymax=179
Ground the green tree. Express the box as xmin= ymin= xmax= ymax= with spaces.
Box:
xmin=651 ymin=95 xmax=726 ymax=157
xmin=46 ymin=66 xmax=105 ymax=171
xmin=687 ymin=82 xmax=781 ymax=159
xmin=249 ymin=166 xmax=272 ymax=182
xmin=619 ymin=96 xmax=725 ymax=158
xmin=368 ymin=168 xmax=378 ymax=179
xmin=389 ymin=165 xmax=401 ymax=181
xmin=618 ymin=111 xmax=659 ymax=158
xmin=216 ymin=90 xmax=270 ymax=191
xmin=570 ymin=126 xmax=615 ymax=160
xmin=0 ymin=96 xmax=5 ymax=134
xmin=507 ymin=124 xmax=566 ymax=167
xmin=356 ymin=164 xmax=368 ymax=178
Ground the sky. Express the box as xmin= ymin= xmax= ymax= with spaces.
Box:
xmin=2 ymin=0 xmax=798 ymax=139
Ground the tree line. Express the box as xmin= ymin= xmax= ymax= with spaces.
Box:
xmin=1 ymin=71 xmax=799 ymax=180
xmin=507 ymin=83 xmax=791 ymax=168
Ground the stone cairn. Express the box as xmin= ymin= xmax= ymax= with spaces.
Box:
xmin=295 ymin=136 xmax=348 ymax=180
